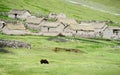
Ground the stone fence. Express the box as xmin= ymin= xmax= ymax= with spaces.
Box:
xmin=0 ymin=39 xmax=31 ymax=48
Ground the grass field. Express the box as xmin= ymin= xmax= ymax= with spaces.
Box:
xmin=0 ymin=0 xmax=120 ymax=23
xmin=76 ymin=0 xmax=120 ymax=9
xmin=72 ymin=0 xmax=120 ymax=13
xmin=0 ymin=34 xmax=120 ymax=75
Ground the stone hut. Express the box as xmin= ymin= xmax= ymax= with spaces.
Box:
xmin=40 ymin=21 xmax=66 ymax=36
xmin=2 ymin=22 xmax=30 ymax=35
xmin=103 ymin=26 xmax=120 ymax=39
xmin=64 ymin=22 xmax=108 ymax=38
xmin=25 ymin=17 xmax=44 ymax=31
xmin=40 ymin=21 xmax=73 ymax=36
xmin=58 ymin=18 xmax=78 ymax=35
xmin=8 ymin=9 xmax=31 ymax=20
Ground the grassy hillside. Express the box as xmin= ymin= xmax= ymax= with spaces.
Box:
xmin=70 ymin=0 xmax=120 ymax=18
xmin=0 ymin=34 xmax=120 ymax=75
xmin=81 ymin=0 xmax=120 ymax=9
xmin=0 ymin=0 xmax=120 ymax=23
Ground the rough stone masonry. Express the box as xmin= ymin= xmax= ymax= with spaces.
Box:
xmin=0 ymin=39 xmax=31 ymax=48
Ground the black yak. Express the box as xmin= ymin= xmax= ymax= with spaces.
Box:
xmin=40 ymin=59 xmax=49 ymax=64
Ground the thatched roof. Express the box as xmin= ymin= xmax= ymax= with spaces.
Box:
xmin=57 ymin=18 xmax=78 ymax=25
xmin=6 ymin=22 xmax=26 ymax=30
xmin=41 ymin=21 xmax=61 ymax=28
xmin=26 ymin=17 xmax=44 ymax=24
xmin=9 ymin=9 xmax=30 ymax=15
xmin=69 ymin=23 xmax=107 ymax=31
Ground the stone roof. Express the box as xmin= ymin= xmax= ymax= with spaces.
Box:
xmin=41 ymin=21 xmax=61 ymax=28
xmin=26 ymin=17 xmax=44 ymax=24
xmin=6 ymin=22 xmax=26 ymax=30
xmin=69 ymin=23 xmax=107 ymax=31
xmin=57 ymin=18 xmax=78 ymax=25
xmin=9 ymin=9 xmax=30 ymax=15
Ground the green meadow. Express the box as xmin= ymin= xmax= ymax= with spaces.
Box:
xmin=0 ymin=0 xmax=120 ymax=23
xmin=0 ymin=34 xmax=120 ymax=75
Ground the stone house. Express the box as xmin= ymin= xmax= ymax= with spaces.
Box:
xmin=25 ymin=17 xmax=44 ymax=30
xmin=103 ymin=26 xmax=120 ymax=39
xmin=58 ymin=18 xmax=78 ymax=32
xmin=40 ymin=22 xmax=74 ymax=36
xmin=79 ymin=22 xmax=108 ymax=37
xmin=40 ymin=21 xmax=68 ymax=36
xmin=2 ymin=22 xmax=30 ymax=35
xmin=57 ymin=18 xmax=79 ymax=36
xmin=8 ymin=9 xmax=31 ymax=20
xmin=40 ymin=21 xmax=63 ymax=32
xmin=64 ymin=22 xmax=108 ymax=38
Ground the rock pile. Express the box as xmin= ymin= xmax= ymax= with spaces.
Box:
xmin=0 ymin=39 xmax=31 ymax=48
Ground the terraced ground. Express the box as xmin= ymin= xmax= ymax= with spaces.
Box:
xmin=0 ymin=0 xmax=120 ymax=23
xmin=0 ymin=34 xmax=120 ymax=75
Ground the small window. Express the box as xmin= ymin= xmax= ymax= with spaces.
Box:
xmin=113 ymin=29 xmax=119 ymax=35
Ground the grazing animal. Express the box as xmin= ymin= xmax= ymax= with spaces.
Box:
xmin=40 ymin=59 xmax=49 ymax=64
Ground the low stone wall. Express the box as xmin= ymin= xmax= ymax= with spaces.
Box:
xmin=0 ymin=39 xmax=31 ymax=48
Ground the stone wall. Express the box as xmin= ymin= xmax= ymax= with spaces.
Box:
xmin=0 ymin=39 xmax=31 ymax=48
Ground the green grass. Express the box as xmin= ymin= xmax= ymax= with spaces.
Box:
xmin=73 ymin=0 xmax=120 ymax=12
xmin=0 ymin=0 xmax=120 ymax=25
xmin=27 ymin=28 xmax=40 ymax=33
xmin=80 ymin=0 xmax=120 ymax=9
xmin=108 ymin=22 xmax=120 ymax=26
xmin=0 ymin=34 xmax=120 ymax=75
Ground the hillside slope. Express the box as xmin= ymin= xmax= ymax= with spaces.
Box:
xmin=0 ymin=0 xmax=120 ymax=23
xmin=69 ymin=0 xmax=120 ymax=16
